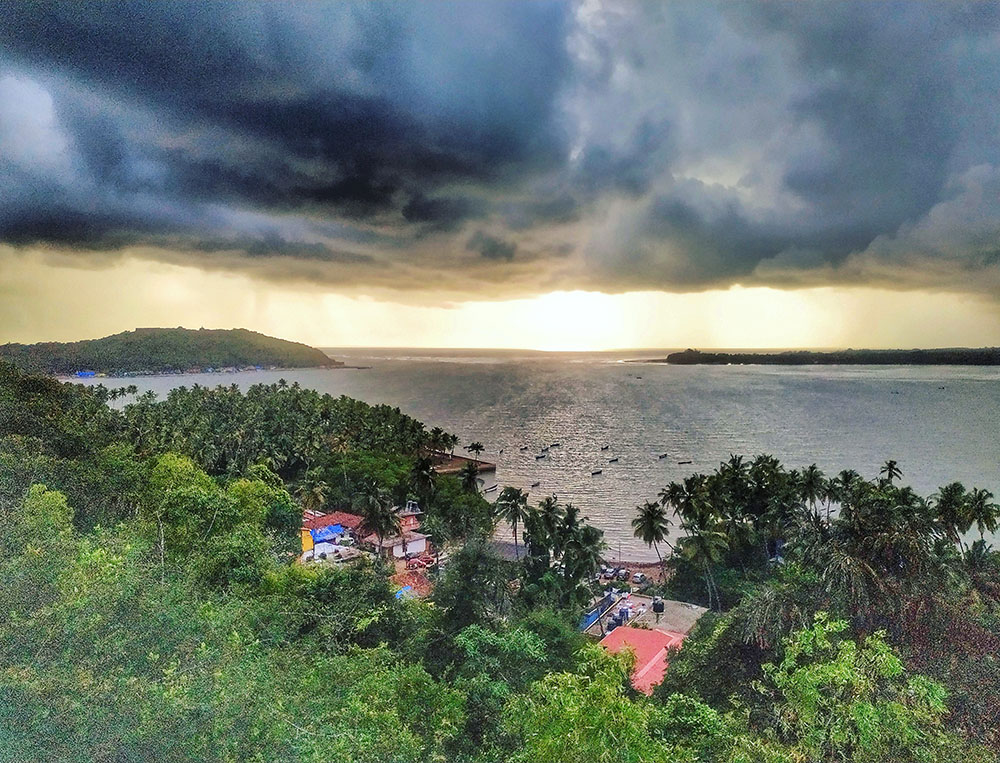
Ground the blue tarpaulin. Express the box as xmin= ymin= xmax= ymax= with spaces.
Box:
xmin=310 ymin=524 xmax=344 ymax=543
xmin=579 ymin=592 xmax=617 ymax=630
xmin=395 ymin=585 xmax=413 ymax=599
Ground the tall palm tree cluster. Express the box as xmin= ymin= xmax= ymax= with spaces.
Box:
xmin=426 ymin=426 xmax=460 ymax=457
xmin=638 ymin=454 xmax=1000 ymax=617
xmin=125 ymin=382 xmax=436 ymax=478
xmin=495 ymin=488 xmax=605 ymax=605
xmin=652 ymin=456 xmax=1000 ymax=749
xmin=91 ymin=384 xmax=140 ymax=402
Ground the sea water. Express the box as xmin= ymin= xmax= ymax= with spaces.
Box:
xmin=78 ymin=348 xmax=1000 ymax=560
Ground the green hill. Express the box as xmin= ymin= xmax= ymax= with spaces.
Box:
xmin=0 ymin=328 xmax=336 ymax=375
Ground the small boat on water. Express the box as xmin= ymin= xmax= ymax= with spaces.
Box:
xmin=591 ymin=469 xmax=603 ymax=476
xmin=530 ymin=481 xmax=540 ymax=488
xmin=608 ymin=457 xmax=619 ymax=463
xmin=535 ymin=453 xmax=547 ymax=460
xmin=519 ymin=446 xmax=529 ymax=451
xmin=658 ymin=453 xmax=669 ymax=459
xmin=550 ymin=442 xmax=561 ymax=448
xmin=678 ymin=460 xmax=692 ymax=465
xmin=600 ymin=444 xmax=610 ymax=451
xmin=541 ymin=446 xmax=550 ymax=452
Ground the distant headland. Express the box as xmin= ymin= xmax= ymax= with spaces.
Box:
xmin=642 ymin=347 xmax=1000 ymax=366
xmin=0 ymin=327 xmax=339 ymax=377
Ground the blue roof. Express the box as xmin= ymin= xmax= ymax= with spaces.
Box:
xmin=310 ymin=524 xmax=344 ymax=543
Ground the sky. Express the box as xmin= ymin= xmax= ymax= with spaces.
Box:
xmin=2 ymin=1 xmax=1000 ymax=350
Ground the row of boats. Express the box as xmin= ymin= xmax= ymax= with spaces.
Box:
xmin=514 ymin=440 xmax=694 ymax=479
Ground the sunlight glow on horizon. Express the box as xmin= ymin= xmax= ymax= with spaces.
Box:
xmin=2 ymin=254 xmax=1000 ymax=351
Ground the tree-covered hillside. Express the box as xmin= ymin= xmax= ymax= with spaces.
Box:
xmin=0 ymin=327 xmax=335 ymax=375
xmin=1 ymin=361 xmax=997 ymax=761
xmin=662 ymin=347 xmax=1000 ymax=365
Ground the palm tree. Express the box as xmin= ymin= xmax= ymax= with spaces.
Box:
xmin=354 ymin=479 xmax=399 ymax=559
xmin=659 ymin=475 xmax=710 ymax=527
xmin=838 ymin=469 xmax=863 ymax=493
xmin=495 ymin=487 xmax=530 ymax=559
xmin=631 ymin=500 xmax=672 ymax=568
xmin=799 ymin=464 xmax=826 ymax=520
xmin=460 ymin=461 xmax=481 ymax=493
xmin=466 ymin=441 xmax=485 ymax=463
xmin=536 ymin=495 xmax=565 ymax=557
xmin=558 ymin=503 xmax=583 ymax=555
xmin=658 ymin=481 xmax=685 ymax=511
xmin=821 ymin=477 xmax=842 ymax=521
xmin=879 ymin=460 xmax=902 ymax=486
xmin=679 ymin=517 xmax=729 ymax=611
xmin=563 ymin=524 xmax=606 ymax=587
xmin=409 ymin=456 xmax=437 ymax=506
xmin=428 ymin=426 xmax=445 ymax=455
xmin=963 ymin=539 xmax=1000 ymax=599
xmin=934 ymin=482 xmax=970 ymax=549
xmin=967 ymin=488 xmax=999 ymax=541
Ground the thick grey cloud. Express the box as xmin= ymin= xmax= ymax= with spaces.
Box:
xmin=467 ymin=231 xmax=517 ymax=262
xmin=1 ymin=1 xmax=1000 ymax=297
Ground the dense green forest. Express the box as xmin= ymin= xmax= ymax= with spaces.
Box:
xmin=0 ymin=327 xmax=334 ymax=375
xmin=1 ymin=361 xmax=998 ymax=761
xmin=660 ymin=347 xmax=1000 ymax=365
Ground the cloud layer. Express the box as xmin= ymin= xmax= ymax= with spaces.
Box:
xmin=2 ymin=1 xmax=1000 ymax=298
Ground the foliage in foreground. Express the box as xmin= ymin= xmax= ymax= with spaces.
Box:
xmin=1 ymin=361 xmax=998 ymax=761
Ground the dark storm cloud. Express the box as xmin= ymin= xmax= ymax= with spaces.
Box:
xmin=2 ymin=1 xmax=1000 ymax=296
xmin=0 ymin=0 xmax=572 ymax=257
xmin=193 ymin=235 xmax=373 ymax=264
xmin=574 ymin=1 xmax=1000 ymax=294
xmin=467 ymin=231 xmax=517 ymax=262
xmin=402 ymin=194 xmax=485 ymax=230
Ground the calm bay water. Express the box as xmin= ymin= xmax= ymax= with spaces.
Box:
xmin=81 ymin=349 xmax=1000 ymax=561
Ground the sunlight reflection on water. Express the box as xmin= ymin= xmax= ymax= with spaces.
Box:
xmin=82 ymin=349 xmax=1000 ymax=560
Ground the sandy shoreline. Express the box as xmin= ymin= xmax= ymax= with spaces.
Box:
xmin=56 ymin=364 xmax=371 ymax=381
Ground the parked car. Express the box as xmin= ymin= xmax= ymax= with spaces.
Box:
xmin=616 ymin=569 xmax=630 ymax=581
xmin=406 ymin=558 xmax=426 ymax=570
xmin=632 ymin=572 xmax=647 ymax=584
xmin=417 ymin=555 xmax=436 ymax=567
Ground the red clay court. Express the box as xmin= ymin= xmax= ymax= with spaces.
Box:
xmin=599 ymin=626 xmax=686 ymax=695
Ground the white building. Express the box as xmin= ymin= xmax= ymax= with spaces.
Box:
xmin=364 ymin=530 xmax=429 ymax=559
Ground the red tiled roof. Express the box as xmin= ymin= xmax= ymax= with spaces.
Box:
xmin=302 ymin=510 xmax=364 ymax=531
xmin=599 ymin=626 xmax=685 ymax=695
